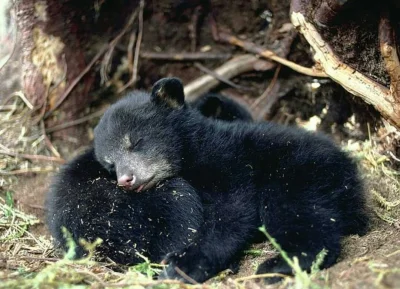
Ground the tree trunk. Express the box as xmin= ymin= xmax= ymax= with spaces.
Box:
xmin=16 ymin=0 xmax=92 ymax=120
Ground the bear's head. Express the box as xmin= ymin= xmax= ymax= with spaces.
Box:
xmin=94 ymin=78 xmax=186 ymax=192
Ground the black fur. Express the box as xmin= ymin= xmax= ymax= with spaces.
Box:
xmin=93 ymin=78 xmax=368 ymax=283
xmin=191 ymin=93 xmax=253 ymax=122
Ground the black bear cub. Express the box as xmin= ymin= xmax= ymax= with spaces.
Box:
xmin=93 ymin=78 xmax=368 ymax=283
xmin=46 ymin=92 xmax=249 ymax=265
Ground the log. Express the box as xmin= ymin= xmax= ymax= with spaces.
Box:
xmin=184 ymin=55 xmax=274 ymax=101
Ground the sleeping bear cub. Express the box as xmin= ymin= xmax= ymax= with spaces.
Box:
xmin=46 ymin=92 xmax=250 ymax=269
xmin=93 ymin=78 xmax=368 ymax=283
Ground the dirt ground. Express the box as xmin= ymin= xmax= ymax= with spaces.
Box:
xmin=1 ymin=0 xmax=400 ymax=288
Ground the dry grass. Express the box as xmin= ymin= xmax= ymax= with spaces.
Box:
xmin=0 ymin=95 xmax=59 ymax=182
xmin=344 ymin=127 xmax=400 ymax=229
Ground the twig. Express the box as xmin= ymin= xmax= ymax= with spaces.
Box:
xmin=189 ymin=6 xmax=202 ymax=52
xmin=75 ymin=269 xmax=108 ymax=287
xmin=193 ymin=62 xmax=251 ymax=92
xmin=127 ymin=30 xmax=137 ymax=72
xmin=386 ymin=250 xmax=400 ymax=258
xmin=100 ymin=43 xmax=115 ymax=84
xmin=291 ymin=11 xmax=400 ymax=129
xmin=45 ymin=44 xmax=109 ymax=118
xmin=0 ymin=167 xmax=56 ymax=175
xmin=373 ymin=208 xmax=399 ymax=226
xmin=251 ymin=65 xmax=282 ymax=109
xmin=184 ymin=55 xmax=274 ymax=101
xmin=217 ymin=32 xmax=327 ymax=78
xmin=209 ymin=12 xmax=219 ymax=41
xmin=174 ymin=266 xmax=199 ymax=284
xmin=0 ymin=150 xmax=65 ymax=164
xmin=118 ymin=0 xmax=145 ymax=94
xmin=379 ymin=10 xmax=400 ymax=100
xmin=1 ymin=91 xmax=34 ymax=109
xmin=101 ymin=7 xmax=139 ymax=84
xmin=140 ymin=51 xmax=231 ymax=60
xmin=45 ymin=107 xmax=107 ymax=133
xmin=389 ymin=151 xmax=400 ymax=162
xmin=41 ymin=120 xmax=62 ymax=158
xmin=372 ymin=189 xmax=400 ymax=210
xmin=0 ymin=105 xmax=17 ymax=111
xmin=234 ymin=272 xmax=289 ymax=282
xmin=103 ymin=279 xmax=207 ymax=289
xmin=0 ymin=256 xmax=60 ymax=262
xmin=32 ymin=87 xmax=49 ymax=125
xmin=48 ymin=54 xmax=68 ymax=96
xmin=17 ymin=202 xmax=46 ymax=210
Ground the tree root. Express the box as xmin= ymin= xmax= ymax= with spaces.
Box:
xmin=379 ymin=11 xmax=400 ymax=101
xmin=291 ymin=11 xmax=400 ymax=129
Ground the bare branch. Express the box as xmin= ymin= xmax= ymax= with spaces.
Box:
xmin=46 ymin=108 xmax=107 ymax=133
xmin=0 ymin=150 xmax=64 ymax=164
xmin=251 ymin=65 xmax=282 ymax=109
xmin=217 ymin=32 xmax=327 ymax=78
xmin=118 ymin=0 xmax=145 ymax=94
xmin=140 ymin=52 xmax=231 ymax=61
xmin=193 ymin=62 xmax=251 ymax=92
xmin=44 ymin=44 xmax=108 ymax=118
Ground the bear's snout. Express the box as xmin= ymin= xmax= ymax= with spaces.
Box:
xmin=117 ymin=174 xmax=136 ymax=188
xmin=117 ymin=174 xmax=153 ymax=192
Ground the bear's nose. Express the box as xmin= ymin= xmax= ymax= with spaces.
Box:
xmin=117 ymin=174 xmax=136 ymax=187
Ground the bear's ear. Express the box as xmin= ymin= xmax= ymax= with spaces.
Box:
xmin=151 ymin=78 xmax=185 ymax=109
